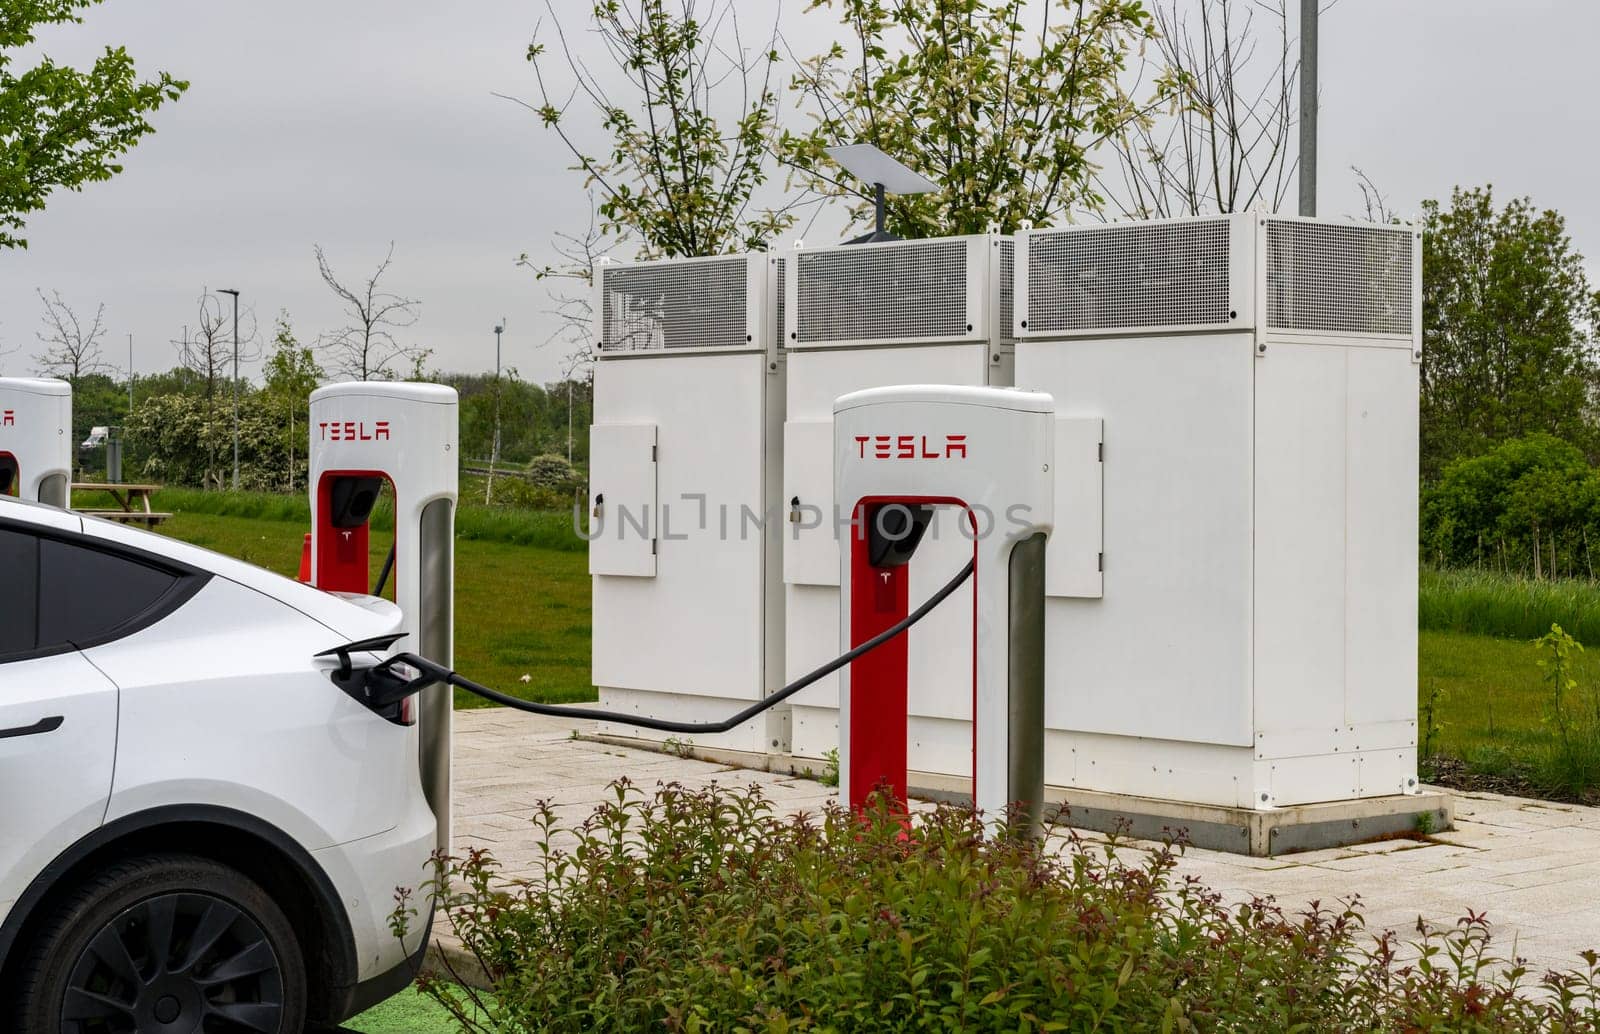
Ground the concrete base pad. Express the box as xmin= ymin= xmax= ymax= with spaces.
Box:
xmin=902 ymin=768 xmax=1453 ymax=856
xmin=907 ymin=775 xmax=1454 ymax=856
xmin=587 ymin=733 xmax=1453 ymax=857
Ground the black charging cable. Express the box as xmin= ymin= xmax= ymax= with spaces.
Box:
xmin=330 ymin=558 xmax=975 ymax=735
xmin=374 ymin=545 xmax=396 ymax=597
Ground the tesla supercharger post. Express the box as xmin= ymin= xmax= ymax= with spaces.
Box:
xmin=309 ymin=382 xmax=459 ymax=853
xmin=835 ymin=385 xmax=1053 ymax=832
xmin=0 ymin=378 xmax=71 ymax=506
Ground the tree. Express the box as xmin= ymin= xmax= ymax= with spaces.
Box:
xmin=514 ymin=0 xmax=799 ymax=256
xmin=782 ymin=0 xmax=1173 ymax=237
xmin=518 ymin=200 xmax=621 ymax=360
xmin=2 ymin=0 xmax=186 ymax=248
xmin=1101 ymin=0 xmax=1298 ymax=218
xmin=33 ymin=288 xmax=108 ymax=383
xmin=1420 ymin=186 xmax=1600 ymax=479
xmin=177 ymin=290 xmax=258 ymax=400
xmin=314 ymin=243 xmax=424 ymax=381
xmin=1422 ymin=435 xmax=1597 ymax=579
xmin=124 ymin=390 xmax=288 ymax=491
xmin=260 ymin=313 xmax=322 ymax=490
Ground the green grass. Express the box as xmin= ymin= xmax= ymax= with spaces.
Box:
xmin=344 ymin=986 xmax=467 ymax=1032
xmin=1420 ymin=629 xmax=1562 ymax=766
xmin=146 ymin=508 xmax=595 ymax=708
xmin=1420 ymin=566 xmax=1600 ymax=642
xmin=78 ymin=486 xmax=588 ymax=553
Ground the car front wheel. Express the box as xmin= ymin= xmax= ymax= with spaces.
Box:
xmin=16 ymin=852 xmax=307 ymax=1033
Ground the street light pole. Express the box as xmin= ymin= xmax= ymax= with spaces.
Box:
xmin=127 ymin=333 xmax=134 ymax=413
xmin=1298 ymin=0 xmax=1318 ymax=217
xmin=219 ymin=288 xmax=241 ymax=490
xmin=487 ymin=320 xmax=505 ymax=504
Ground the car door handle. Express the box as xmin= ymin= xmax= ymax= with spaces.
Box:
xmin=0 ymin=716 xmax=65 ymax=740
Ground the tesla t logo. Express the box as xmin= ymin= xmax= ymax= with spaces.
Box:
xmin=1 ymin=410 xmax=12 ymax=427
xmin=318 ymin=420 xmax=391 ymax=442
xmin=854 ymin=434 xmax=967 ymax=460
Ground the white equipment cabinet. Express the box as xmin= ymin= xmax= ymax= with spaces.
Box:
xmin=1014 ymin=213 xmax=1422 ymax=809
xmin=0 ymin=378 xmax=72 ymax=506
xmin=783 ymin=234 xmax=1015 ymax=772
xmin=589 ymin=254 xmax=788 ymax=754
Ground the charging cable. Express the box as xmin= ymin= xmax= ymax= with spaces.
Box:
xmin=325 ymin=559 xmax=974 ymax=734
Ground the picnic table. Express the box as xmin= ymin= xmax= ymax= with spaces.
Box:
xmin=73 ymin=482 xmax=172 ymax=528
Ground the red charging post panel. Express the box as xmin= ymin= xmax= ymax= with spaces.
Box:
xmin=846 ymin=495 xmax=974 ymax=815
xmin=315 ymin=472 xmax=375 ymax=594
xmin=848 ymin=507 xmax=910 ymax=810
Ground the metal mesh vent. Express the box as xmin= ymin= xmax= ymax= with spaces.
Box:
xmin=997 ymin=239 xmax=1015 ymax=344
xmin=600 ymin=258 xmax=749 ymax=352
xmin=1265 ymin=221 xmax=1414 ymax=336
xmin=773 ymin=257 xmax=785 ymax=350
xmin=795 ymin=240 xmax=969 ymax=344
xmin=1025 ymin=220 xmax=1231 ymax=332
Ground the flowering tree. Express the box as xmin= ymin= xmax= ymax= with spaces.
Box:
xmin=782 ymin=0 xmax=1175 ymax=237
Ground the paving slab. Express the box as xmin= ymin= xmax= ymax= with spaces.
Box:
xmin=427 ymin=708 xmax=1600 ymax=983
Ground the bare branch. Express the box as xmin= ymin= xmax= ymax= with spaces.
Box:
xmin=313 ymin=243 xmax=424 ymax=381
xmin=1352 ymin=166 xmax=1399 ymax=224
xmin=1099 ymin=0 xmax=1299 ymax=218
xmin=32 ymin=289 xmax=109 ymax=383
xmin=176 ymin=290 xmax=259 ymax=399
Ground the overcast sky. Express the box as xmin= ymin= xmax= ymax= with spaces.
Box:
xmin=1 ymin=0 xmax=1596 ymax=386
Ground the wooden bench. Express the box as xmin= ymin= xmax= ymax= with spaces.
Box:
xmin=78 ymin=509 xmax=174 ymax=528
xmin=72 ymin=483 xmax=171 ymax=528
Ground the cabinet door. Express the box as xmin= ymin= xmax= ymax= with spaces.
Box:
xmin=1046 ymin=417 xmax=1103 ymax=599
xmin=588 ymin=423 xmax=658 ymax=577
xmin=782 ymin=420 xmax=837 ymax=587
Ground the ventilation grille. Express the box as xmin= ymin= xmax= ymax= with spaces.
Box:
xmin=1025 ymin=220 xmax=1231 ymax=333
xmin=1265 ymin=221 xmax=1414 ymax=336
xmin=600 ymin=258 xmax=749 ymax=352
xmin=773 ymin=258 xmax=785 ymax=350
xmin=997 ymin=239 xmax=1015 ymax=345
xmin=795 ymin=240 xmax=970 ymax=344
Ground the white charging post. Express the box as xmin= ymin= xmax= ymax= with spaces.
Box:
xmin=834 ymin=385 xmax=1053 ymax=830
xmin=0 ymin=378 xmax=71 ymax=506
xmin=308 ymin=382 xmax=459 ymax=852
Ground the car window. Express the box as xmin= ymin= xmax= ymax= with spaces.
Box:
xmin=38 ymin=537 xmax=185 ymax=650
xmin=0 ymin=527 xmax=40 ymax=658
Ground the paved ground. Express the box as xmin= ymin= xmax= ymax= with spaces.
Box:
xmin=442 ymin=708 xmax=1600 ymax=977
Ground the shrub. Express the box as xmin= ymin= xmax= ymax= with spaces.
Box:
xmin=1535 ymin=624 xmax=1600 ymax=798
xmin=480 ymin=475 xmax=572 ymax=513
xmin=526 ymin=453 xmax=579 ymax=492
xmin=401 ymin=781 xmax=1600 ymax=1032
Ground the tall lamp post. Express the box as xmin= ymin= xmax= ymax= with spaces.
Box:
xmin=1298 ymin=0 xmax=1318 ymax=217
xmin=218 ymin=289 xmax=241 ymax=490
xmin=487 ymin=319 xmax=505 ymax=504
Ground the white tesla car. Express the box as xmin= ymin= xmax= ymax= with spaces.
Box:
xmin=0 ymin=496 xmax=437 ymax=1031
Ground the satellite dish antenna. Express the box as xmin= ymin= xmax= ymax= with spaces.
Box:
xmin=825 ymin=143 xmax=938 ymax=245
